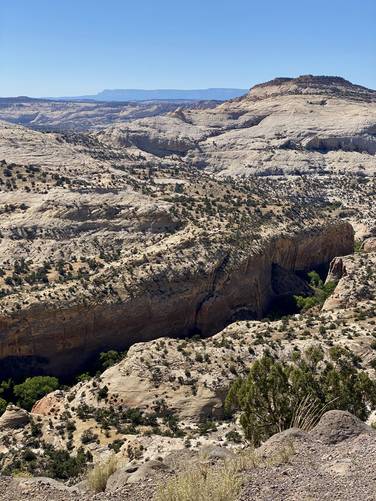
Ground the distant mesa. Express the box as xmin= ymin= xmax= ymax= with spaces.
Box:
xmin=56 ymin=88 xmax=249 ymax=102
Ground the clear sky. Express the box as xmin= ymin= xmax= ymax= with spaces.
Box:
xmin=1 ymin=0 xmax=375 ymax=97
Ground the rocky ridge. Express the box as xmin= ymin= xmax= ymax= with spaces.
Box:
xmin=99 ymin=75 xmax=376 ymax=175
xmin=0 ymin=98 xmax=218 ymax=131
xmin=0 ymin=114 xmax=365 ymax=377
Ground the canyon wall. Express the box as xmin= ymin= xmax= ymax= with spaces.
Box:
xmin=0 ymin=222 xmax=354 ymax=378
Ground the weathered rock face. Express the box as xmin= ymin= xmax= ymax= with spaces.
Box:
xmin=99 ymin=75 xmax=376 ymax=177
xmin=0 ymin=98 xmax=218 ymax=132
xmin=324 ymin=251 xmax=376 ymax=311
xmin=0 ymin=222 xmax=353 ymax=378
xmin=311 ymin=410 xmax=375 ymax=444
xmin=0 ymin=405 xmax=29 ymax=430
xmin=363 ymin=237 xmax=376 ymax=253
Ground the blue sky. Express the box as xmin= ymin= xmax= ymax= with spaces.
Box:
xmin=1 ymin=0 xmax=375 ymax=96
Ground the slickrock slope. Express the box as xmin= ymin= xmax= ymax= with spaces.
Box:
xmin=27 ymin=250 xmax=376 ymax=428
xmin=0 ymin=98 xmax=218 ymax=131
xmin=1 ymin=250 xmax=376 ymax=499
xmin=0 ymin=118 xmax=361 ymax=377
xmin=0 ymin=220 xmax=353 ymax=377
xmin=0 ymin=77 xmax=376 ymax=499
xmin=99 ymin=75 xmax=376 ymax=176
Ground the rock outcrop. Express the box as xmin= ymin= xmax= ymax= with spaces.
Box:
xmin=311 ymin=410 xmax=375 ymax=444
xmin=0 ymin=98 xmax=218 ymax=132
xmin=99 ymin=75 xmax=376 ymax=176
xmin=0 ymin=222 xmax=353 ymax=377
xmin=0 ymin=405 xmax=29 ymax=430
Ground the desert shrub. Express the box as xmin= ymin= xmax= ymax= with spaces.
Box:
xmin=156 ymin=445 xmax=295 ymax=501
xmin=294 ymin=280 xmax=336 ymax=311
xmin=44 ymin=446 xmax=90 ymax=479
xmin=81 ymin=429 xmax=97 ymax=444
xmin=354 ymin=240 xmax=362 ymax=253
xmin=97 ymin=385 xmax=109 ymax=400
xmin=99 ymin=350 xmax=124 ymax=371
xmin=225 ymin=430 xmax=242 ymax=443
xmin=76 ymin=372 xmax=91 ymax=383
xmin=87 ymin=456 xmax=117 ymax=492
xmin=109 ymin=439 xmax=124 ymax=453
xmin=14 ymin=376 xmax=59 ymax=410
xmin=307 ymin=270 xmax=323 ymax=288
xmin=0 ymin=397 xmax=7 ymax=416
xmin=225 ymin=351 xmax=376 ymax=446
xmin=0 ymin=378 xmax=14 ymax=401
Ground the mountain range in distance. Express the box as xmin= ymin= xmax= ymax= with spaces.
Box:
xmin=53 ymin=87 xmax=248 ymax=102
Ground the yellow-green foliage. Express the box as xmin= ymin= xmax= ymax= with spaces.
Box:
xmin=87 ymin=456 xmax=117 ymax=493
xmin=155 ymin=463 xmax=241 ymax=501
xmin=155 ymin=446 xmax=295 ymax=501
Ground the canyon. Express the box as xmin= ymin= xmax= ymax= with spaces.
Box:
xmin=1 ymin=75 xmax=375 ymax=378
xmin=0 ymin=75 xmax=375 ymax=499
xmin=0 ymin=222 xmax=354 ymax=377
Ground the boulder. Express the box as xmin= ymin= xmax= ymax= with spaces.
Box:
xmin=362 ymin=237 xmax=376 ymax=253
xmin=310 ymin=410 xmax=375 ymax=444
xmin=257 ymin=428 xmax=310 ymax=459
xmin=0 ymin=405 xmax=29 ymax=429
xmin=106 ymin=459 xmax=169 ymax=490
xmin=200 ymin=445 xmax=235 ymax=461
xmin=31 ymin=389 xmax=65 ymax=415
xmin=14 ymin=477 xmax=79 ymax=493
xmin=127 ymin=460 xmax=169 ymax=484
xmin=105 ymin=467 xmax=131 ymax=492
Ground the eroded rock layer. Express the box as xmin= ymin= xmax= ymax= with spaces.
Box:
xmin=0 ymin=222 xmax=353 ymax=377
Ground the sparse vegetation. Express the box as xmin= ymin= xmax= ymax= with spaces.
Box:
xmin=13 ymin=376 xmax=59 ymax=411
xmin=87 ymin=456 xmax=118 ymax=492
xmin=294 ymin=271 xmax=337 ymax=312
xmin=225 ymin=351 xmax=376 ymax=446
xmin=156 ymin=444 xmax=295 ymax=501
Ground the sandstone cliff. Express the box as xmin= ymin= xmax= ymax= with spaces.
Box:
xmin=0 ymin=222 xmax=353 ymax=377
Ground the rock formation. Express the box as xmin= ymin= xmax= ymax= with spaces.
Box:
xmin=0 ymin=76 xmax=375 ymax=500
xmin=98 ymin=75 xmax=376 ymax=176
xmin=0 ymin=222 xmax=353 ymax=377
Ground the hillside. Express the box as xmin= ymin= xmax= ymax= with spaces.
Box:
xmin=0 ymin=99 xmax=218 ymax=131
xmin=98 ymin=75 xmax=376 ymax=175
xmin=0 ymin=75 xmax=375 ymax=499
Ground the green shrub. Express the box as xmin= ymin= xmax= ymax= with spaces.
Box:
xmin=14 ymin=376 xmax=59 ymax=411
xmin=0 ymin=397 xmax=7 ymax=416
xmin=155 ymin=461 xmax=242 ymax=501
xmin=99 ymin=350 xmax=124 ymax=371
xmin=42 ymin=446 xmax=90 ymax=480
xmin=307 ymin=270 xmax=323 ymax=288
xmin=225 ymin=351 xmax=376 ymax=446
xmin=294 ymin=279 xmax=336 ymax=312
xmin=225 ymin=430 xmax=242 ymax=443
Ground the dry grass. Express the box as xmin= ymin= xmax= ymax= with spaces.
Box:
xmin=155 ymin=445 xmax=295 ymax=501
xmin=87 ymin=455 xmax=118 ymax=493
xmin=291 ymin=395 xmax=338 ymax=431
xmin=266 ymin=440 xmax=296 ymax=466
xmin=155 ymin=462 xmax=241 ymax=501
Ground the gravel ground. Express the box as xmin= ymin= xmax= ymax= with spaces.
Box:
xmin=1 ymin=412 xmax=376 ymax=501
xmin=239 ymin=432 xmax=376 ymax=501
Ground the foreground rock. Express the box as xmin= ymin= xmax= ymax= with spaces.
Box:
xmin=311 ymin=410 xmax=375 ymax=444
xmin=1 ymin=410 xmax=376 ymax=500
